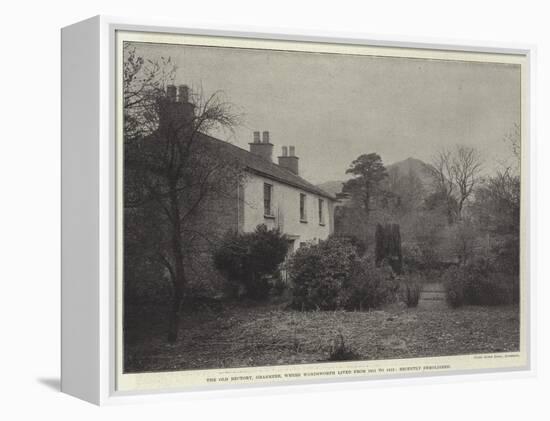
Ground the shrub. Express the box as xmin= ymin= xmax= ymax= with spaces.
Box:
xmin=288 ymin=237 xmax=398 ymax=311
xmin=442 ymin=266 xmax=465 ymax=308
xmin=289 ymin=237 xmax=358 ymax=310
xmin=269 ymin=270 xmax=288 ymax=297
xmin=327 ymin=334 xmax=362 ymax=361
xmin=402 ymin=243 xmax=424 ymax=271
xmin=443 ymin=257 xmax=515 ymax=307
xmin=345 ymin=258 xmax=399 ymax=310
xmin=213 ymin=224 xmax=289 ymax=300
xmin=493 ymin=237 xmax=520 ymax=276
xmin=401 ymin=279 xmax=421 ymax=308
xmin=449 ymin=220 xmax=477 ymax=264
xmin=411 ymin=212 xmax=445 ymax=267
xmin=493 ymin=237 xmax=520 ymax=304
xmin=462 ymin=257 xmax=513 ymax=306
xmin=331 ymin=233 xmax=367 ymax=256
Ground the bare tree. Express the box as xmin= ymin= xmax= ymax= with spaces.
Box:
xmin=470 ymin=126 xmax=520 ymax=278
xmin=428 ymin=149 xmax=456 ymax=223
xmin=475 ymin=167 xmax=520 ymax=233
xmin=123 ymin=44 xmax=243 ymax=342
xmin=123 ymin=43 xmax=176 ymax=141
xmin=504 ymin=122 xmax=521 ymax=162
xmin=450 ymin=219 xmax=477 ymax=264
xmin=429 ymin=146 xmax=482 ymax=222
xmin=451 ymin=146 xmax=483 ymax=219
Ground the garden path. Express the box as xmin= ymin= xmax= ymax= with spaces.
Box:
xmin=418 ymin=282 xmax=448 ymax=309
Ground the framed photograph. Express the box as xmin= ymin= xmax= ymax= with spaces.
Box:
xmin=61 ymin=16 xmax=532 ymax=404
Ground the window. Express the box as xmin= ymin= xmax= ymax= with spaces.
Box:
xmin=318 ymin=198 xmax=325 ymax=225
xmin=263 ymin=183 xmax=273 ymax=216
xmin=300 ymin=193 xmax=307 ymax=222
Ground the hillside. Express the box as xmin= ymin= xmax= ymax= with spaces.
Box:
xmin=316 ymin=180 xmax=345 ymax=197
xmin=387 ymin=157 xmax=434 ymax=188
xmin=317 ymin=157 xmax=434 ymax=196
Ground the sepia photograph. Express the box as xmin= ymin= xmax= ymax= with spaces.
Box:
xmin=119 ymin=33 xmax=525 ymax=384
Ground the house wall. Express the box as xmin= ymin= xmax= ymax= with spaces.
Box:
xmin=172 ymin=170 xmax=335 ymax=293
xmin=186 ymin=180 xmax=243 ymax=239
xmin=242 ymin=172 xmax=334 ymax=251
xmin=179 ymin=178 xmax=242 ymax=293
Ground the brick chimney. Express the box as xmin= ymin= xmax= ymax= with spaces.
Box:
xmin=278 ymin=145 xmax=299 ymax=175
xmin=177 ymin=84 xmax=189 ymax=102
xmin=158 ymin=84 xmax=195 ymax=131
xmin=249 ymin=130 xmax=273 ymax=162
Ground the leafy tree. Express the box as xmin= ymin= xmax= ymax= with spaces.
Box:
xmin=342 ymin=153 xmax=389 ymax=243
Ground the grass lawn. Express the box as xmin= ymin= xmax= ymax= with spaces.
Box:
xmin=124 ymin=301 xmax=519 ymax=373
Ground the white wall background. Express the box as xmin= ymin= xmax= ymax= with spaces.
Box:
xmin=0 ymin=0 xmax=547 ymax=418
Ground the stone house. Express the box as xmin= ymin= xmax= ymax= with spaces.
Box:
xmin=162 ymin=84 xmax=336 ymax=252
xmin=145 ymin=84 xmax=337 ymax=289
xmin=208 ymin=129 xmax=336 ymax=252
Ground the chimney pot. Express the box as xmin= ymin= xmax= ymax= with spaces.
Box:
xmin=249 ymin=131 xmax=273 ymax=161
xmin=166 ymin=85 xmax=177 ymax=101
xmin=278 ymin=146 xmax=299 ymax=175
xmin=177 ymin=85 xmax=189 ymax=103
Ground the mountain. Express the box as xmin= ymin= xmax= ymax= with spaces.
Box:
xmin=316 ymin=180 xmax=345 ymax=197
xmin=386 ymin=157 xmax=434 ymax=188
xmin=316 ymin=158 xmax=434 ymax=196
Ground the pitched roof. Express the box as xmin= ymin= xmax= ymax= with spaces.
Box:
xmin=198 ymin=133 xmax=336 ymax=200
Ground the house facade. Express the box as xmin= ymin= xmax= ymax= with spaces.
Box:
xmin=190 ymin=130 xmax=336 ymax=252
xmin=239 ymin=130 xmax=335 ymax=251
xmin=158 ymin=85 xmax=336 ymax=250
xmin=145 ymin=85 xmax=336 ymax=287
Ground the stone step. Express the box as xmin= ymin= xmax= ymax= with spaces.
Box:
xmin=418 ymin=282 xmax=448 ymax=309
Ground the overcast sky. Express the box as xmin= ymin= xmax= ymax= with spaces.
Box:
xmin=130 ymin=42 xmax=521 ymax=184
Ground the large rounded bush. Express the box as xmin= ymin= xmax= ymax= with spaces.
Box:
xmin=288 ymin=237 xmax=357 ymax=310
xmin=213 ymin=224 xmax=288 ymax=299
xmin=443 ymin=257 xmax=515 ymax=307
xmin=288 ymin=237 xmax=398 ymax=311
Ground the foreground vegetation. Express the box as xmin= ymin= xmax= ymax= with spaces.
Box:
xmin=124 ymin=301 xmax=519 ymax=373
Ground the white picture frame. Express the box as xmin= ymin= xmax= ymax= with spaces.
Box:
xmin=61 ymin=15 xmax=535 ymax=405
